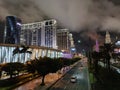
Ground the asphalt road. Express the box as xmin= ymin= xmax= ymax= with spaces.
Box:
xmin=49 ymin=59 xmax=90 ymax=90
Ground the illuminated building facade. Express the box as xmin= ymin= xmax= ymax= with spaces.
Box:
xmin=21 ymin=19 xmax=57 ymax=49
xmin=105 ymin=31 xmax=111 ymax=44
xmin=69 ymin=33 xmax=76 ymax=54
xmin=21 ymin=22 xmax=42 ymax=46
xmin=57 ymin=29 xmax=70 ymax=52
xmin=42 ymin=19 xmax=57 ymax=48
xmin=4 ymin=16 xmax=22 ymax=44
xmin=0 ymin=44 xmax=62 ymax=63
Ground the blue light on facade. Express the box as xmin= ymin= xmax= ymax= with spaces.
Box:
xmin=4 ymin=16 xmax=22 ymax=44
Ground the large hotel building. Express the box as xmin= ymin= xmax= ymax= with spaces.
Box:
xmin=20 ymin=22 xmax=42 ymax=46
xmin=57 ymin=29 xmax=76 ymax=57
xmin=3 ymin=16 xmax=74 ymax=51
xmin=3 ymin=16 xmax=75 ymax=52
xmin=21 ymin=19 xmax=57 ymax=49
xmin=0 ymin=16 xmax=76 ymax=63
xmin=57 ymin=29 xmax=70 ymax=52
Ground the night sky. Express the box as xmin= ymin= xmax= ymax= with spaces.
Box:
xmin=0 ymin=0 xmax=120 ymax=53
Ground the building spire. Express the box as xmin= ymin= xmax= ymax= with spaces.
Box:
xmin=105 ymin=31 xmax=111 ymax=44
xmin=95 ymin=39 xmax=99 ymax=52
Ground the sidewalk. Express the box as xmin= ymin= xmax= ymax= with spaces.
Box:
xmin=13 ymin=73 xmax=62 ymax=90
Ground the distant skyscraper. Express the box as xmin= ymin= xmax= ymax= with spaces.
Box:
xmin=4 ymin=16 xmax=22 ymax=44
xmin=95 ymin=39 xmax=99 ymax=52
xmin=69 ymin=33 xmax=75 ymax=47
xmin=57 ymin=29 xmax=70 ymax=52
xmin=105 ymin=31 xmax=111 ymax=44
xmin=69 ymin=33 xmax=76 ymax=54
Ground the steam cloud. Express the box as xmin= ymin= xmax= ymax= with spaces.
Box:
xmin=0 ymin=0 xmax=120 ymax=31
xmin=0 ymin=0 xmax=45 ymax=23
xmin=0 ymin=0 xmax=120 ymax=49
xmin=34 ymin=0 xmax=120 ymax=32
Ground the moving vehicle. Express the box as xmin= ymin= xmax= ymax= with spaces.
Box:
xmin=70 ymin=76 xmax=77 ymax=83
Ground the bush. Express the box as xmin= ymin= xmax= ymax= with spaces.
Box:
xmin=0 ymin=74 xmax=32 ymax=87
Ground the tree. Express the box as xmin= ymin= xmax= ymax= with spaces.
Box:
xmin=104 ymin=44 xmax=112 ymax=70
xmin=92 ymin=51 xmax=100 ymax=74
xmin=49 ymin=58 xmax=63 ymax=73
xmin=36 ymin=57 xmax=51 ymax=85
xmin=13 ymin=62 xmax=25 ymax=75
xmin=25 ymin=57 xmax=77 ymax=86
xmin=19 ymin=45 xmax=32 ymax=54
xmin=25 ymin=57 xmax=51 ymax=85
xmin=1 ymin=62 xmax=25 ymax=78
xmin=26 ymin=59 xmax=38 ymax=74
xmin=13 ymin=46 xmax=20 ymax=56
xmin=60 ymin=58 xmax=71 ymax=66
xmin=32 ymin=57 xmax=62 ymax=85
xmin=1 ymin=63 xmax=15 ymax=78
xmin=13 ymin=45 xmax=32 ymax=62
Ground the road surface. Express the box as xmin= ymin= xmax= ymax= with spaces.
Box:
xmin=49 ymin=58 xmax=90 ymax=90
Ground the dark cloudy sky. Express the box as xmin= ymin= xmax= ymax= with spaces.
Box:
xmin=0 ymin=0 xmax=120 ymax=30
xmin=0 ymin=0 xmax=120 ymax=52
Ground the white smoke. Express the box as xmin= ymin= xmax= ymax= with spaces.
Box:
xmin=0 ymin=0 xmax=45 ymax=23
xmin=101 ymin=17 xmax=120 ymax=31
xmin=34 ymin=0 xmax=120 ymax=31
xmin=35 ymin=0 xmax=92 ymax=31
xmin=0 ymin=0 xmax=120 ymax=31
